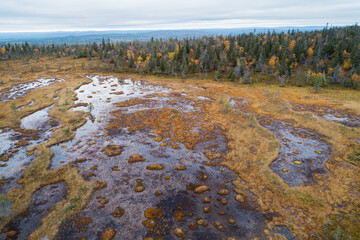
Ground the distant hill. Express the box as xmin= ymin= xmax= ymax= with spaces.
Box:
xmin=0 ymin=26 xmax=325 ymax=44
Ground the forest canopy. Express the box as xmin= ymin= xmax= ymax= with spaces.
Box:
xmin=1 ymin=25 xmax=359 ymax=89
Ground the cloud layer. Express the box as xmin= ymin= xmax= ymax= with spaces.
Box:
xmin=0 ymin=0 xmax=359 ymax=32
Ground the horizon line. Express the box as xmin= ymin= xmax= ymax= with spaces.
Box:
xmin=0 ymin=23 xmax=355 ymax=34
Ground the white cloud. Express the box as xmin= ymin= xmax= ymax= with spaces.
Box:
xmin=0 ymin=0 xmax=358 ymax=32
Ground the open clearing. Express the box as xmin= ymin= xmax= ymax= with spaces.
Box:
xmin=0 ymin=58 xmax=359 ymax=240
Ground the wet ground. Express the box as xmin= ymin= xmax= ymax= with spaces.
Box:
xmin=259 ymin=118 xmax=330 ymax=187
xmin=0 ymin=105 xmax=60 ymax=194
xmin=292 ymin=103 xmax=360 ymax=128
xmin=47 ymin=76 xmax=272 ymax=239
xmin=0 ymin=78 xmax=64 ymax=102
xmin=0 ymin=182 xmax=67 ymax=240
xmin=0 ymin=75 xmax=298 ymax=240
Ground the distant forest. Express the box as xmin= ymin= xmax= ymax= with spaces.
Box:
xmin=1 ymin=25 xmax=359 ymax=89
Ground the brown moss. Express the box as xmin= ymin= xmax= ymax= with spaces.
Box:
xmin=174 ymin=210 xmax=186 ymax=222
xmin=14 ymin=140 xmax=29 ymax=148
xmin=94 ymin=180 xmax=107 ymax=190
xmin=112 ymin=206 xmax=125 ymax=218
xmin=194 ymin=185 xmax=209 ymax=194
xmin=217 ymin=189 xmax=230 ymax=195
xmin=101 ymin=229 xmax=116 ymax=240
xmin=103 ymin=145 xmax=122 ymax=156
xmin=146 ymin=164 xmax=164 ymax=170
xmin=128 ymin=154 xmax=146 ymax=163
xmin=76 ymin=158 xmax=87 ymax=163
xmin=76 ymin=217 xmax=92 ymax=227
xmin=144 ymin=207 xmax=163 ymax=219
xmin=175 ymin=166 xmax=187 ymax=171
xmin=115 ymin=98 xmax=151 ymax=107
xmin=204 ymin=150 xmax=222 ymax=160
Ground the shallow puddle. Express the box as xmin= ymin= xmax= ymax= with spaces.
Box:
xmin=0 ymin=182 xmax=67 ymax=239
xmin=20 ymin=105 xmax=58 ymax=131
xmin=0 ymin=105 xmax=60 ymax=194
xmin=0 ymin=78 xmax=64 ymax=102
xmin=260 ymin=118 xmax=330 ymax=187
xmin=292 ymin=104 xmax=360 ymax=128
xmin=49 ymin=76 xmax=273 ymax=239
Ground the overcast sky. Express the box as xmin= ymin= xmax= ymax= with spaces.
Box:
xmin=0 ymin=0 xmax=359 ymax=32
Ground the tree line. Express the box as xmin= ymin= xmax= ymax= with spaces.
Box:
xmin=1 ymin=25 xmax=359 ymax=89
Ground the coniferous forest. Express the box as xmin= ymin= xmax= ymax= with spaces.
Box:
xmin=1 ymin=25 xmax=360 ymax=89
